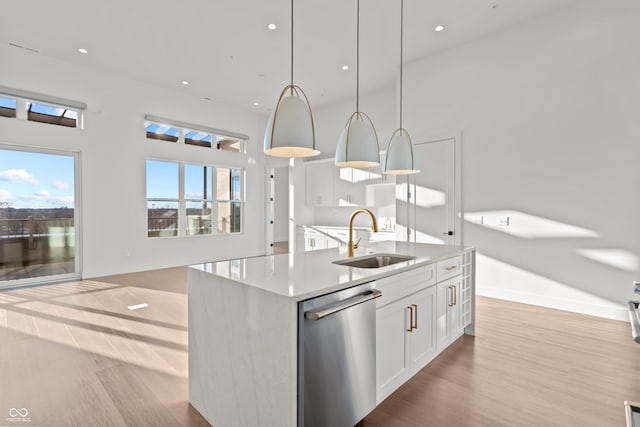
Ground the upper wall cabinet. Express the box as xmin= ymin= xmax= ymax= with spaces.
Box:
xmin=304 ymin=158 xmax=394 ymax=207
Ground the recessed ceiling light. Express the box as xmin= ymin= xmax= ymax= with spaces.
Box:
xmin=181 ymin=80 xmax=189 ymax=85
xmin=78 ymin=48 xmax=88 ymax=54
xmin=253 ymin=102 xmax=260 ymax=106
xmin=267 ymin=23 xmax=277 ymax=30
xmin=435 ymin=25 xmax=445 ymax=32
xmin=342 ymin=65 xmax=349 ymax=71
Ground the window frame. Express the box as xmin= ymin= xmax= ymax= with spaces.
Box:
xmin=144 ymin=114 xmax=248 ymax=154
xmin=0 ymin=86 xmax=85 ymax=129
xmin=0 ymin=143 xmax=82 ymax=289
xmin=146 ymin=159 xmax=244 ymax=239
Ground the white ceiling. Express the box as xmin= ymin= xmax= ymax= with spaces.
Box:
xmin=2 ymin=0 xmax=579 ymax=115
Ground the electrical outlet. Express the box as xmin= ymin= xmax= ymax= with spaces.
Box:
xmin=497 ymin=216 xmax=510 ymax=226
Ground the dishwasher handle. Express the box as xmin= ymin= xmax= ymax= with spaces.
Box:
xmin=305 ymin=290 xmax=382 ymax=320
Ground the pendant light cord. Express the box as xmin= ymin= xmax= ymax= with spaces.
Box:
xmin=399 ymin=0 xmax=404 ymax=132
xmin=356 ymin=0 xmax=360 ymax=114
xmin=290 ymin=0 xmax=294 ymax=94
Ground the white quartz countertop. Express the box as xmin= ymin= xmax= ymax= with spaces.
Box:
xmin=189 ymin=242 xmax=472 ymax=302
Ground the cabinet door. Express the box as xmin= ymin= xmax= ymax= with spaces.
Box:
xmin=436 ymin=280 xmax=452 ymax=353
xmin=376 ymin=297 xmax=411 ymax=404
xmin=448 ymin=276 xmax=463 ymax=339
xmin=304 ymin=235 xmax=326 ymax=251
xmin=408 ymin=286 xmax=437 ymax=374
xmin=305 ymin=162 xmax=334 ymax=206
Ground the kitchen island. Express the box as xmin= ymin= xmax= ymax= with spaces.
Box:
xmin=188 ymin=241 xmax=475 ymax=427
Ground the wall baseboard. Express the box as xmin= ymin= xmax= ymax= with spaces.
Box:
xmin=477 ymin=286 xmax=628 ymax=322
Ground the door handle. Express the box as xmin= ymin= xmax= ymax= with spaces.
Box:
xmin=305 ymin=290 xmax=382 ymax=320
xmin=448 ymin=286 xmax=454 ymax=307
xmin=411 ymin=304 xmax=418 ymax=329
xmin=407 ymin=306 xmax=414 ymax=332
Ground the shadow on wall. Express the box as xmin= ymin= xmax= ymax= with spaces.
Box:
xmin=397 ymin=182 xmax=638 ymax=320
xmin=464 ymin=209 xmax=638 ymax=320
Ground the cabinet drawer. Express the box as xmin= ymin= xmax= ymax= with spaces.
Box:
xmin=376 ymin=264 xmax=436 ymax=308
xmin=436 ymin=255 xmax=463 ymax=281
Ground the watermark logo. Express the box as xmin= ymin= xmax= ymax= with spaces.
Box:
xmin=6 ymin=407 xmax=31 ymax=423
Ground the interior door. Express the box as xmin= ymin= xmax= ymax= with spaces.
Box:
xmin=396 ymin=137 xmax=460 ymax=246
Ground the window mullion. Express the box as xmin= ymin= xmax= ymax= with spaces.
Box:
xmin=16 ymin=98 xmax=27 ymax=120
xmin=212 ymin=166 xmax=217 ymax=235
xmin=178 ymin=163 xmax=186 ymax=236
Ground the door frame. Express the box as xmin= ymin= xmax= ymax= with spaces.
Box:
xmin=0 ymin=143 xmax=82 ymax=289
xmin=404 ymin=131 xmax=463 ymax=247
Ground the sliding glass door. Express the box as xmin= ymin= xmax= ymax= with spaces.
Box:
xmin=0 ymin=146 xmax=80 ymax=288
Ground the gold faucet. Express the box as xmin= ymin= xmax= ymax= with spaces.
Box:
xmin=347 ymin=208 xmax=378 ymax=257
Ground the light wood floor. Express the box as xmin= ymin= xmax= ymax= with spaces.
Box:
xmin=1 ymin=268 xmax=638 ymax=426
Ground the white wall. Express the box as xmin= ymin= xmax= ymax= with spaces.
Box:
xmin=409 ymin=0 xmax=640 ymax=320
xmin=0 ymin=44 xmax=267 ymax=278
xmin=313 ymin=0 xmax=640 ymax=320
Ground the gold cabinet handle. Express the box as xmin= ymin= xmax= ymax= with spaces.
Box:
xmin=448 ymin=286 xmax=454 ymax=307
xmin=407 ymin=306 xmax=414 ymax=332
xmin=445 ymin=265 xmax=457 ymax=271
xmin=411 ymin=304 xmax=418 ymax=329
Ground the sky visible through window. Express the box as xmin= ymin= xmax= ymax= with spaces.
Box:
xmin=146 ymin=160 xmax=178 ymax=199
xmin=0 ymin=97 xmax=16 ymax=109
xmin=0 ymin=149 xmax=74 ymax=209
xmin=185 ymin=164 xmax=212 ymax=200
xmin=146 ymin=123 xmax=179 ymax=137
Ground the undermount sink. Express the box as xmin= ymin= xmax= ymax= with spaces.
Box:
xmin=332 ymin=254 xmax=416 ymax=269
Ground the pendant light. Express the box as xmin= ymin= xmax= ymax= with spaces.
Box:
xmin=383 ymin=0 xmax=420 ymax=175
xmin=264 ymin=0 xmax=320 ymax=158
xmin=335 ymin=0 xmax=380 ymax=168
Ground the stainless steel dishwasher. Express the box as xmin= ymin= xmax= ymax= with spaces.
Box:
xmin=298 ymin=281 xmax=381 ymax=427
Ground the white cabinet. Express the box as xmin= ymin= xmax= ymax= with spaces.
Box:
xmin=301 ymin=227 xmax=347 ymax=251
xmin=376 ymin=295 xmax=411 ymax=401
xmin=305 ymin=159 xmax=392 ymax=207
xmin=305 ymin=161 xmax=334 ymax=206
xmin=375 ymin=251 xmax=475 ymax=404
xmin=408 ymin=287 xmax=437 ymax=372
xmin=375 ymin=266 xmax=437 ymax=403
xmin=376 ymin=287 xmax=436 ymax=404
xmin=303 ymin=228 xmax=327 ymax=251
xmin=436 ymin=276 xmax=463 ymax=353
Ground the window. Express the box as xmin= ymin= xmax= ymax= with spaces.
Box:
xmin=0 ymin=97 xmax=17 ymax=118
xmin=146 ymin=123 xmax=179 ymax=142
xmin=0 ymin=146 xmax=79 ymax=286
xmin=185 ymin=129 xmax=213 ymax=148
xmin=185 ymin=164 xmax=212 ymax=236
xmin=0 ymin=87 xmax=85 ymax=128
xmin=144 ymin=115 xmax=247 ymax=154
xmin=146 ymin=161 xmax=179 ymax=238
xmin=216 ymin=168 xmax=242 ymax=233
xmin=217 ymin=136 xmax=242 ymax=152
xmin=27 ymin=102 xmax=79 ymax=128
xmin=146 ymin=160 xmax=243 ymax=238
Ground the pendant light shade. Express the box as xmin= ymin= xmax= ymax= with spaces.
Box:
xmin=335 ymin=112 xmax=380 ymax=168
xmin=383 ymin=0 xmax=420 ymax=175
xmin=263 ymin=0 xmax=319 ymax=158
xmin=334 ymin=0 xmax=380 ymax=168
xmin=264 ymin=85 xmax=319 ymax=157
xmin=384 ymin=128 xmax=420 ymax=175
